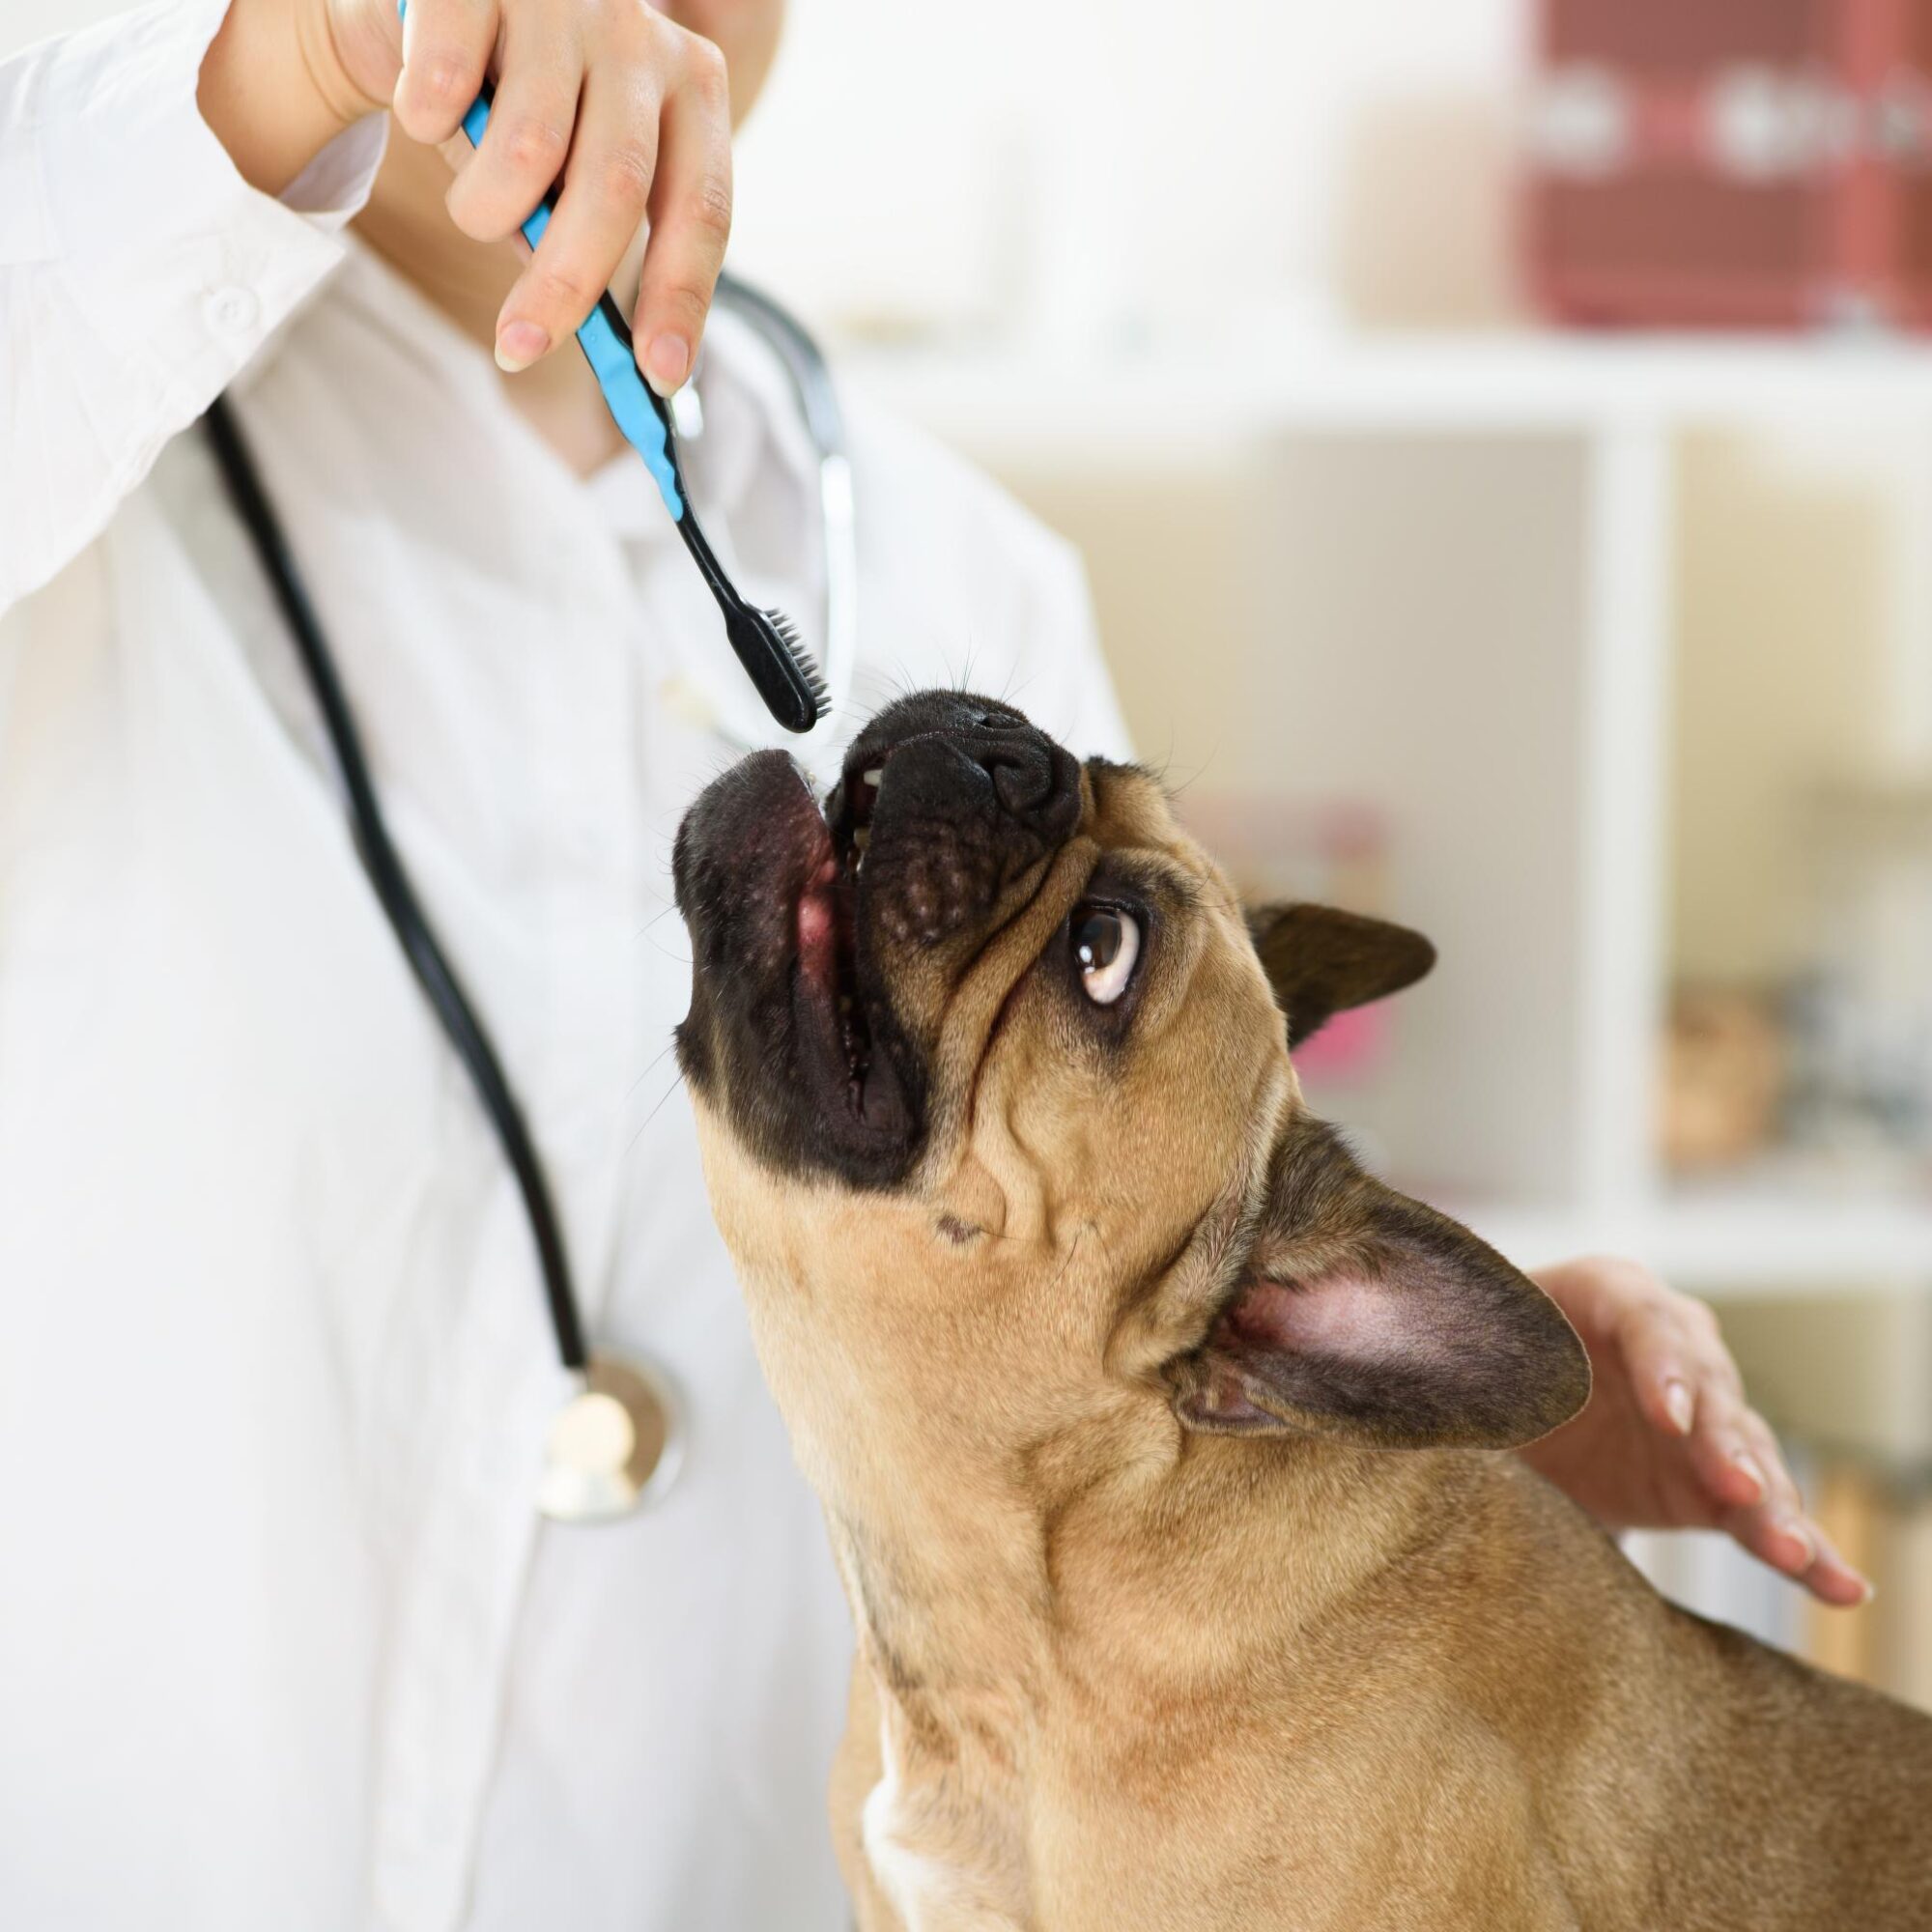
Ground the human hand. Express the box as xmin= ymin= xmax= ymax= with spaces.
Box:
xmin=1520 ymin=1255 xmax=1870 ymax=1607
xmin=205 ymin=0 xmax=732 ymax=391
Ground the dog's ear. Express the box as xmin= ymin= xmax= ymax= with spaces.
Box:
xmin=1245 ymin=904 xmax=1435 ymax=1048
xmin=1169 ymin=1122 xmax=1589 ymax=1450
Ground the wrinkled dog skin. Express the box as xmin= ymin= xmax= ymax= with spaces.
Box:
xmin=673 ymin=692 xmax=1932 ymax=1932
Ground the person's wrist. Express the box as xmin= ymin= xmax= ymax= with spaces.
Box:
xmin=200 ymin=0 xmax=387 ymax=196
xmin=294 ymin=0 xmax=396 ymax=130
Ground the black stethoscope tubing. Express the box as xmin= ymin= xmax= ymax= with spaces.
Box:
xmin=203 ymin=392 xmax=589 ymax=1371
xmin=201 ymin=282 xmax=848 ymax=1388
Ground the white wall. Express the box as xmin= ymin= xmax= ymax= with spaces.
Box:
xmin=6 ymin=0 xmax=1526 ymax=338
xmin=732 ymin=0 xmax=1523 ymax=342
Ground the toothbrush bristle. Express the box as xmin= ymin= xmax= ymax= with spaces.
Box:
xmin=766 ymin=607 xmax=830 ymax=714
xmin=719 ymin=602 xmax=828 ymax=733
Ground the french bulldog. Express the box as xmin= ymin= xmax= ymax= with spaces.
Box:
xmin=672 ymin=690 xmax=1932 ymax=1930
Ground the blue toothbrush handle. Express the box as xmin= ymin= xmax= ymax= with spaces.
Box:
xmin=394 ymin=4 xmax=829 ymax=734
xmin=396 ymin=1 xmax=686 ymax=518
xmin=455 ymin=87 xmax=686 ymax=521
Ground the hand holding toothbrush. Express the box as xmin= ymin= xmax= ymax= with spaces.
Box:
xmin=199 ymin=0 xmax=737 ymax=394
xmin=200 ymin=0 xmax=825 ymax=731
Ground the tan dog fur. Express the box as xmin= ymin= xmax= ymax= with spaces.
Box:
xmin=679 ymin=725 xmax=1932 ymax=1931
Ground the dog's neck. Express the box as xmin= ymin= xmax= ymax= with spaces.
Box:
xmin=759 ymin=1228 xmax=1560 ymax=1928
xmin=813 ymin=1390 xmax=1465 ymax=1930
xmin=816 ymin=1393 xmax=1446 ymax=1759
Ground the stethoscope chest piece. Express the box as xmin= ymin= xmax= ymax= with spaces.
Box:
xmin=538 ymin=1351 xmax=684 ymax=1522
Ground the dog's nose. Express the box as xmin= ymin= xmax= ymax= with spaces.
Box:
xmin=841 ymin=691 xmax=1082 ymax=845
xmin=979 ymin=733 xmax=1075 ymax=837
xmin=891 ymin=727 xmax=1079 ymax=845
xmin=840 ymin=691 xmax=1086 ymax=952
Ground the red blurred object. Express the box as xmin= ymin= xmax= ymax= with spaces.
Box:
xmin=1525 ymin=0 xmax=1932 ymax=327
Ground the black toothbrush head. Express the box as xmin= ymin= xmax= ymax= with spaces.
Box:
xmin=590 ymin=290 xmax=828 ymax=734
xmin=724 ymin=603 xmax=830 ymax=735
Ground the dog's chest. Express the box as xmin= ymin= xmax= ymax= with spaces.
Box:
xmin=861 ymin=1718 xmax=1029 ymax=1932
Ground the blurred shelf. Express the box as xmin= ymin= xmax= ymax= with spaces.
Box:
xmin=846 ymin=321 xmax=1932 ymax=1287
xmin=842 ymin=330 xmax=1932 ymax=451
xmin=1463 ymin=1190 xmax=1932 ymax=1296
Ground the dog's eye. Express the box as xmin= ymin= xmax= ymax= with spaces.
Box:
xmin=1071 ymin=905 xmax=1141 ymax=1007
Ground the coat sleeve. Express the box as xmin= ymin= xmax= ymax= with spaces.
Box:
xmin=0 ymin=0 xmax=386 ymax=614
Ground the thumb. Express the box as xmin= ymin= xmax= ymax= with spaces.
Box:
xmin=317 ymin=0 xmax=409 ymax=120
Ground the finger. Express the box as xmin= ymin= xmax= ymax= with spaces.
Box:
xmin=1708 ymin=1416 xmax=1874 ymax=1605
xmin=1794 ymin=1518 xmax=1875 ymax=1606
xmin=1712 ymin=1409 xmax=1829 ymax=1583
xmin=394 ymin=0 xmax=496 ymax=147
xmin=1612 ymin=1295 xmax=1698 ymax=1437
xmin=1741 ymin=1406 xmax=1807 ymax=1505
xmin=490 ymin=62 xmax=660 ymax=369
xmin=447 ymin=3 xmax=582 ymax=239
xmin=1719 ymin=1495 xmax=1817 ymax=1579
xmin=1676 ymin=1292 xmax=1745 ymax=1398
xmin=1683 ymin=1389 xmax=1776 ymax=1513
xmin=631 ymin=32 xmax=734 ymax=395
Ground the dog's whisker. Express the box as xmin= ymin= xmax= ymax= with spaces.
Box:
xmin=1047 ymin=1224 xmax=1088 ymax=1293
xmin=636 ymin=900 xmax=686 ymax=939
xmin=624 ymin=1066 xmax=691 ymax=1156
xmin=622 ymin=1034 xmax=683 ymax=1103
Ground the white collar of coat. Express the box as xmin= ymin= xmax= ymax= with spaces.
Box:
xmin=258 ymin=235 xmax=856 ymax=761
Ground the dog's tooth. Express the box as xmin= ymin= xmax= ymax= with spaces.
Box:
xmin=854 ymin=827 xmax=870 ymax=853
xmin=863 ymin=767 xmax=883 ymax=787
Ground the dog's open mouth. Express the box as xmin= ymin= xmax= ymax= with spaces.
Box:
xmin=676 ymin=691 xmax=1084 ymax=1186
xmin=791 ymin=757 xmax=910 ymax=1141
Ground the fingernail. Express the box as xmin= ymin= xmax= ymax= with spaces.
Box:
xmin=1776 ymin=1516 xmax=1815 ymax=1568
xmin=1662 ymin=1379 xmax=1693 ymax=1435
xmin=496 ymin=321 xmax=549 ymax=373
xmin=644 ymin=333 xmax=690 ymax=396
xmin=1729 ymin=1448 xmax=1766 ymax=1500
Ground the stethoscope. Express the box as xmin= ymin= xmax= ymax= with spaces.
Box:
xmin=203 ymin=271 xmax=855 ymax=1522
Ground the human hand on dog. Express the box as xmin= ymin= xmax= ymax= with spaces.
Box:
xmin=1520 ymin=1256 xmax=1871 ymax=1606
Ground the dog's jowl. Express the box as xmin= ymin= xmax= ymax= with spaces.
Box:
xmin=673 ymin=690 xmax=1932 ymax=1932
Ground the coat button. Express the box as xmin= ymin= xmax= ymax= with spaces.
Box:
xmin=203 ymin=285 xmax=260 ymax=337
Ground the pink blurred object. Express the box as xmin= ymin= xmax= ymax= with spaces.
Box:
xmin=1177 ymin=791 xmax=1401 ymax=1087
xmin=1525 ymin=0 xmax=1932 ymax=329
xmin=1286 ymin=1001 xmax=1392 ymax=1082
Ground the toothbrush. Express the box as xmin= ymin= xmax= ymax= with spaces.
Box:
xmin=405 ymin=8 xmax=829 ymax=734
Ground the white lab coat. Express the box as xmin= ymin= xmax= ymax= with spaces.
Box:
xmin=0 ymin=6 xmax=1127 ymax=1926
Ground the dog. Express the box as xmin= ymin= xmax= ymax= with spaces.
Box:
xmin=672 ymin=690 xmax=1932 ymax=1930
